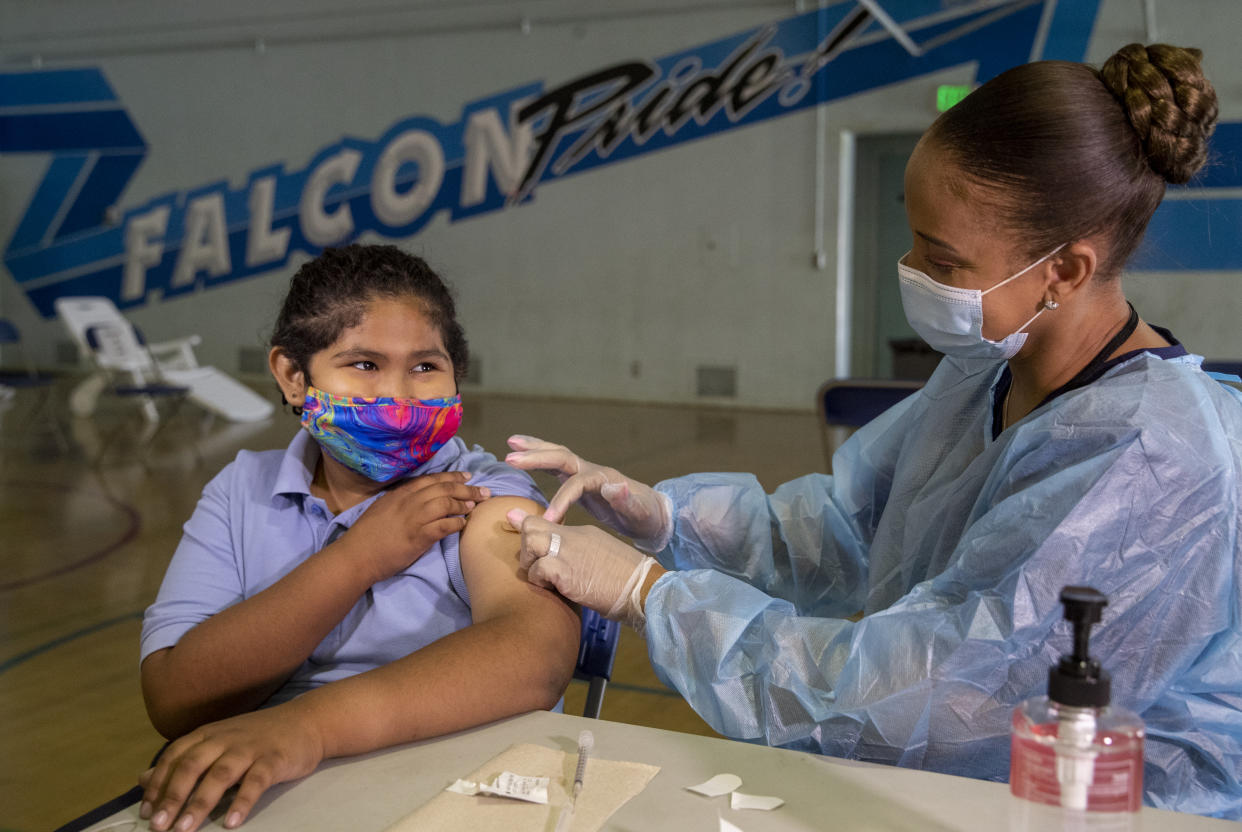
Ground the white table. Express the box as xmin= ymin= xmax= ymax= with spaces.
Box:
xmin=86 ymin=711 xmax=1237 ymax=831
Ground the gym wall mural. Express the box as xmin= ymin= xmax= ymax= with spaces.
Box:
xmin=2 ymin=0 xmax=1235 ymax=319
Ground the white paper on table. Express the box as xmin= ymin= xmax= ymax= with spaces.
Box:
xmin=719 ymin=816 xmax=746 ymax=832
xmin=730 ymin=791 xmax=784 ymax=811
xmin=445 ymin=771 xmax=550 ymax=804
xmin=686 ymin=773 xmax=743 ymax=797
xmin=396 ymin=742 xmax=658 ymax=832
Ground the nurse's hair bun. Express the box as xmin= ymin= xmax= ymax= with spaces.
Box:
xmin=1099 ymin=43 xmax=1218 ymax=184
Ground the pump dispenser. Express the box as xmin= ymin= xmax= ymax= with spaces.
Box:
xmin=1010 ymin=586 xmax=1144 ymax=812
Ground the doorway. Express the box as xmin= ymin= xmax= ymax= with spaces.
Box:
xmin=849 ymin=133 xmax=937 ymax=379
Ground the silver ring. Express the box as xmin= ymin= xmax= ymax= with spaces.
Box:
xmin=547 ymin=532 xmax=562 ymax=559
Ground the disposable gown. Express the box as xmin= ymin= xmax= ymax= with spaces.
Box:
xmin=644 ymin=351 xmax=1242 ymax=818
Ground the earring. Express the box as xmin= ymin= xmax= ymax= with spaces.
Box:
xmin=1043 ymin=298 xmax=1059 ymax=310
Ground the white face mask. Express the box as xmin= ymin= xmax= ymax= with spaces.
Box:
xmin=897 ymin=245 xmax=1064 ymax=360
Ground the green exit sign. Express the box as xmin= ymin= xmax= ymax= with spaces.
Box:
xmin=936 ymin=84 xmax=972 ymax=112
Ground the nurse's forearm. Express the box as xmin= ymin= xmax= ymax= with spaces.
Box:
xmin=657 ymin=473 xmax=870 ymax=617
xmin=640 ymin=563 xmax=669 ymax=613
xmin=140 ymin=536 xmax=380 ymax=738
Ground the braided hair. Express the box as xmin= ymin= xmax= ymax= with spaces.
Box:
xmin=1099 ymin=44 xmax=1218 ymax=185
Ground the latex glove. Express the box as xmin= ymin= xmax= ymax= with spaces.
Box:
xmin=505 ymin=435 xmax=673 ymax=553
xmin=507 ymin=508 xmax=660 ymax=632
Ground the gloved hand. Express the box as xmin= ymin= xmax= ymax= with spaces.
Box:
xmin=506 ymin=508 xmax=662 ymax=632
xmin=505 ymin=435 xmax=673 ymax=553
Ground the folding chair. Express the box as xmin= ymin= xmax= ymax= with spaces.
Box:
xmin=1202 ymin=360 xmax=1242 ymax=396
xmin=817 ymin=379 xmax=923 ymax=471
xmin=82 ymin=322 xmax=193 ymax=466
xmin=575 ymin=607 xmax=620 ymax=719
xmin=55 ymin=296 xmax=274 ymax=424
xmin=0 ymin=317 xmax=68 ymax=449
xmin=1202 ymin=360 xmax=1242 ymax=379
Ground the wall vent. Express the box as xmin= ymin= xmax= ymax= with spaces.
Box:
xmin=696 ymin=365 xmax=737 ymax=398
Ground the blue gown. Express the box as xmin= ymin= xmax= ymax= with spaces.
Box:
xmin=644 ymin=350 xmax=1242 ymax=818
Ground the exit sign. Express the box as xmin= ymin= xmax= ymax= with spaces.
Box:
xmin=936 ymin=84 xmax=972 ymax=112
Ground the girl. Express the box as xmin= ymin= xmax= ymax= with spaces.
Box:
xmin=137 ymin=244 xmax=580 ymax=832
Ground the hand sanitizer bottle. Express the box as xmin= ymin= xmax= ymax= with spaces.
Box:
xmin=1010 ymin=586 xmax=1144 ymax=812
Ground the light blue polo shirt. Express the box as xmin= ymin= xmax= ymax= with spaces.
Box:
xmin=141 ymin=430 xmax=546 ymax=706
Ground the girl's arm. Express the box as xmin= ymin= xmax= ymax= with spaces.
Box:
xmin=139 ymin=496 xmax=580 ymax=832
xmin=294 ymin=495 xmax=580 ymax=753
xmin=140 ymin=532 xmax=374 ymax=737
xmin=141 ymin=470 xmax=491 ymax=738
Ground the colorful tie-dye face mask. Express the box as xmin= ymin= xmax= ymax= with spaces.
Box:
xmin=300 ymin=386 xmax=463 ymax=482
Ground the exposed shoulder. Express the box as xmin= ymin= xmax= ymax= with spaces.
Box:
xmin=458 ymin=496 xmax=559 ymax=620
xmin=460 ymin=495 xmax=543 ymax=552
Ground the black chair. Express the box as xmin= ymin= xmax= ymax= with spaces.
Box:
xmin=1202 ymin=360 xmax=1242 ymax=379
xmin=817 ymin=379 xmax=923 ymax=471
xmin=575 ymin=607 xmax=620 ymax=719
xmin=1202 ymin=360 xmax=1242 ymax=395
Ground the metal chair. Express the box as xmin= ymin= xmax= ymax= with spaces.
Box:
xmin=1202 ymin=360 xmax=1242 ymax=395
xmin=0 ymin=317 xmax=68 ymax=450
xmin=575 ymin=607 xmax=620 ymax=719
xmin=817 ymin=378 xmax=923 ymax=471
xmin=1202 ymin=360 xmax=1242 ymax=378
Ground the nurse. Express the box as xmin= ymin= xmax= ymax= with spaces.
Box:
xmin=505 ymin=43 xmax=1242 ymax=818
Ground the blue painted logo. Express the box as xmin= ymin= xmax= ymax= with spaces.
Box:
xmin=2 ymin=0 xmax=1136 ymax=317
xmin=1131 ymin=121 xmax=1242 ymax=271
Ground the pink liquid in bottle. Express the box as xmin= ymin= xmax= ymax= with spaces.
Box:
xmin=1010 ymin=702 xmax=1143 ymax=812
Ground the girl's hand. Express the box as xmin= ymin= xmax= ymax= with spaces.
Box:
xmin=138 ymin=704 xmax=324 ymax=831
xmin=504 ymin=435 xmax=672 ymax=552
xmin=344 ymin=471 xmax=491 ymax=582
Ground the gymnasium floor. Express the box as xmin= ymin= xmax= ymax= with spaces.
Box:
xmin=0 ymin=379 xmax=823 ymax=832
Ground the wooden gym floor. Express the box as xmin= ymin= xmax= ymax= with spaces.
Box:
xmin=0 ymin=380 xmax=822 ymax=831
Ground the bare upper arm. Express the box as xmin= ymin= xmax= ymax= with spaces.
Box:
xmin=459 ymin=496 xmax=578 ymax=632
